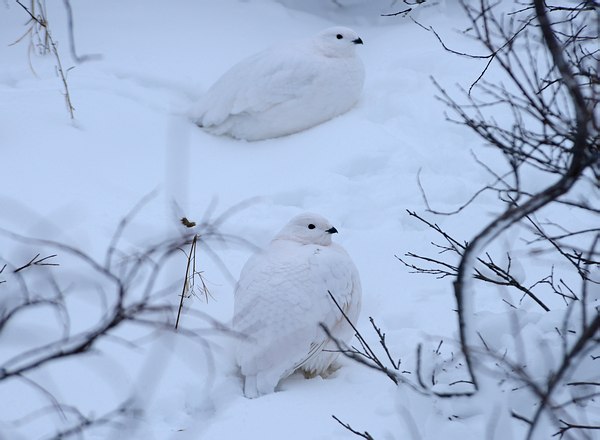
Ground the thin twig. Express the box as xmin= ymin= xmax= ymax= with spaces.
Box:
xmin=331 ymin=415 xmax=375 ymax=440
xmin=15 ymin=0 xmax=75 ymax=118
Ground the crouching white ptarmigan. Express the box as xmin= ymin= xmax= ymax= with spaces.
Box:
xmin=233 ymin=213 xmax=362 ymax=398
xmin=191 ymin=27 xmax=365 ymax=141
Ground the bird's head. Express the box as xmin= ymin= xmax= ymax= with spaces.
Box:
xmin=314 ymin=26 xmax=364 ymax=58
xmin=274 ymin=212 xmax=338 ymax=246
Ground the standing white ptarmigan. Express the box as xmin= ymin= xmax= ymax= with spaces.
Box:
xmin=191 ymin=27 xmax=365 ymax=141
xmin=233 ymin=213 xmax=362 ymax=398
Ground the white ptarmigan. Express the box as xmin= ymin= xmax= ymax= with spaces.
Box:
xmin=191 ymin=27 xmax=365 ymax=141
xmin=233 ymin=213 xmax=362 ymax=398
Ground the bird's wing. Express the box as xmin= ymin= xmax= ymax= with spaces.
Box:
xmin=292 ymin=244 xmax=361 ymax=370
xmin=194 ymin=45 xmax=320 ymax=126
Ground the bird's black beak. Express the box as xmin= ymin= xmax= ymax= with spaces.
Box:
xmin=353 ymin=37 xmax=364 ymax=45
xmin=326 ymin=227 xmax=338 ymax=234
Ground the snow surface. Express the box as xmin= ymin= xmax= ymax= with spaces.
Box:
xmin=0 ymin=1 xmax=598 ymax=439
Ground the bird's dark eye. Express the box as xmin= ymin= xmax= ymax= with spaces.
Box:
xmin=308 ymin=224 xmax=316 ymax=229
xmin=336 ymin=34 xmax=343 ymax=39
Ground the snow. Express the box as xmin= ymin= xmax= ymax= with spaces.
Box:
xmin=0 ymin=1 xmax=598 ymax=440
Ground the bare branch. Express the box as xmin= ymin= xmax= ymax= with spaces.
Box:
xmin=61 ymin=0 xmax=102 ymax=63
xmin=13 ymin=253 xmax=59 ymax=273
xmin=331 ymin=415 xmax=375 ymax=440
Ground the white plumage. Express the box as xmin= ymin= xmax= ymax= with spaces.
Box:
xmin=233 ymin=213 xmax=362 ymax=398
xmin=191 ymin=27 xmax=365 ymax=141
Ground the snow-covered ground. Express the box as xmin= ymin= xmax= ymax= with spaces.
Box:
xmin=1 ymin=1 xmax=598 ymax=439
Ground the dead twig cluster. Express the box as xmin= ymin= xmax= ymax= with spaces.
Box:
xmin=12 ymin=0 xmax=75 ymax=118
xmin=175 ymin=219 xmax=212 ymax=330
